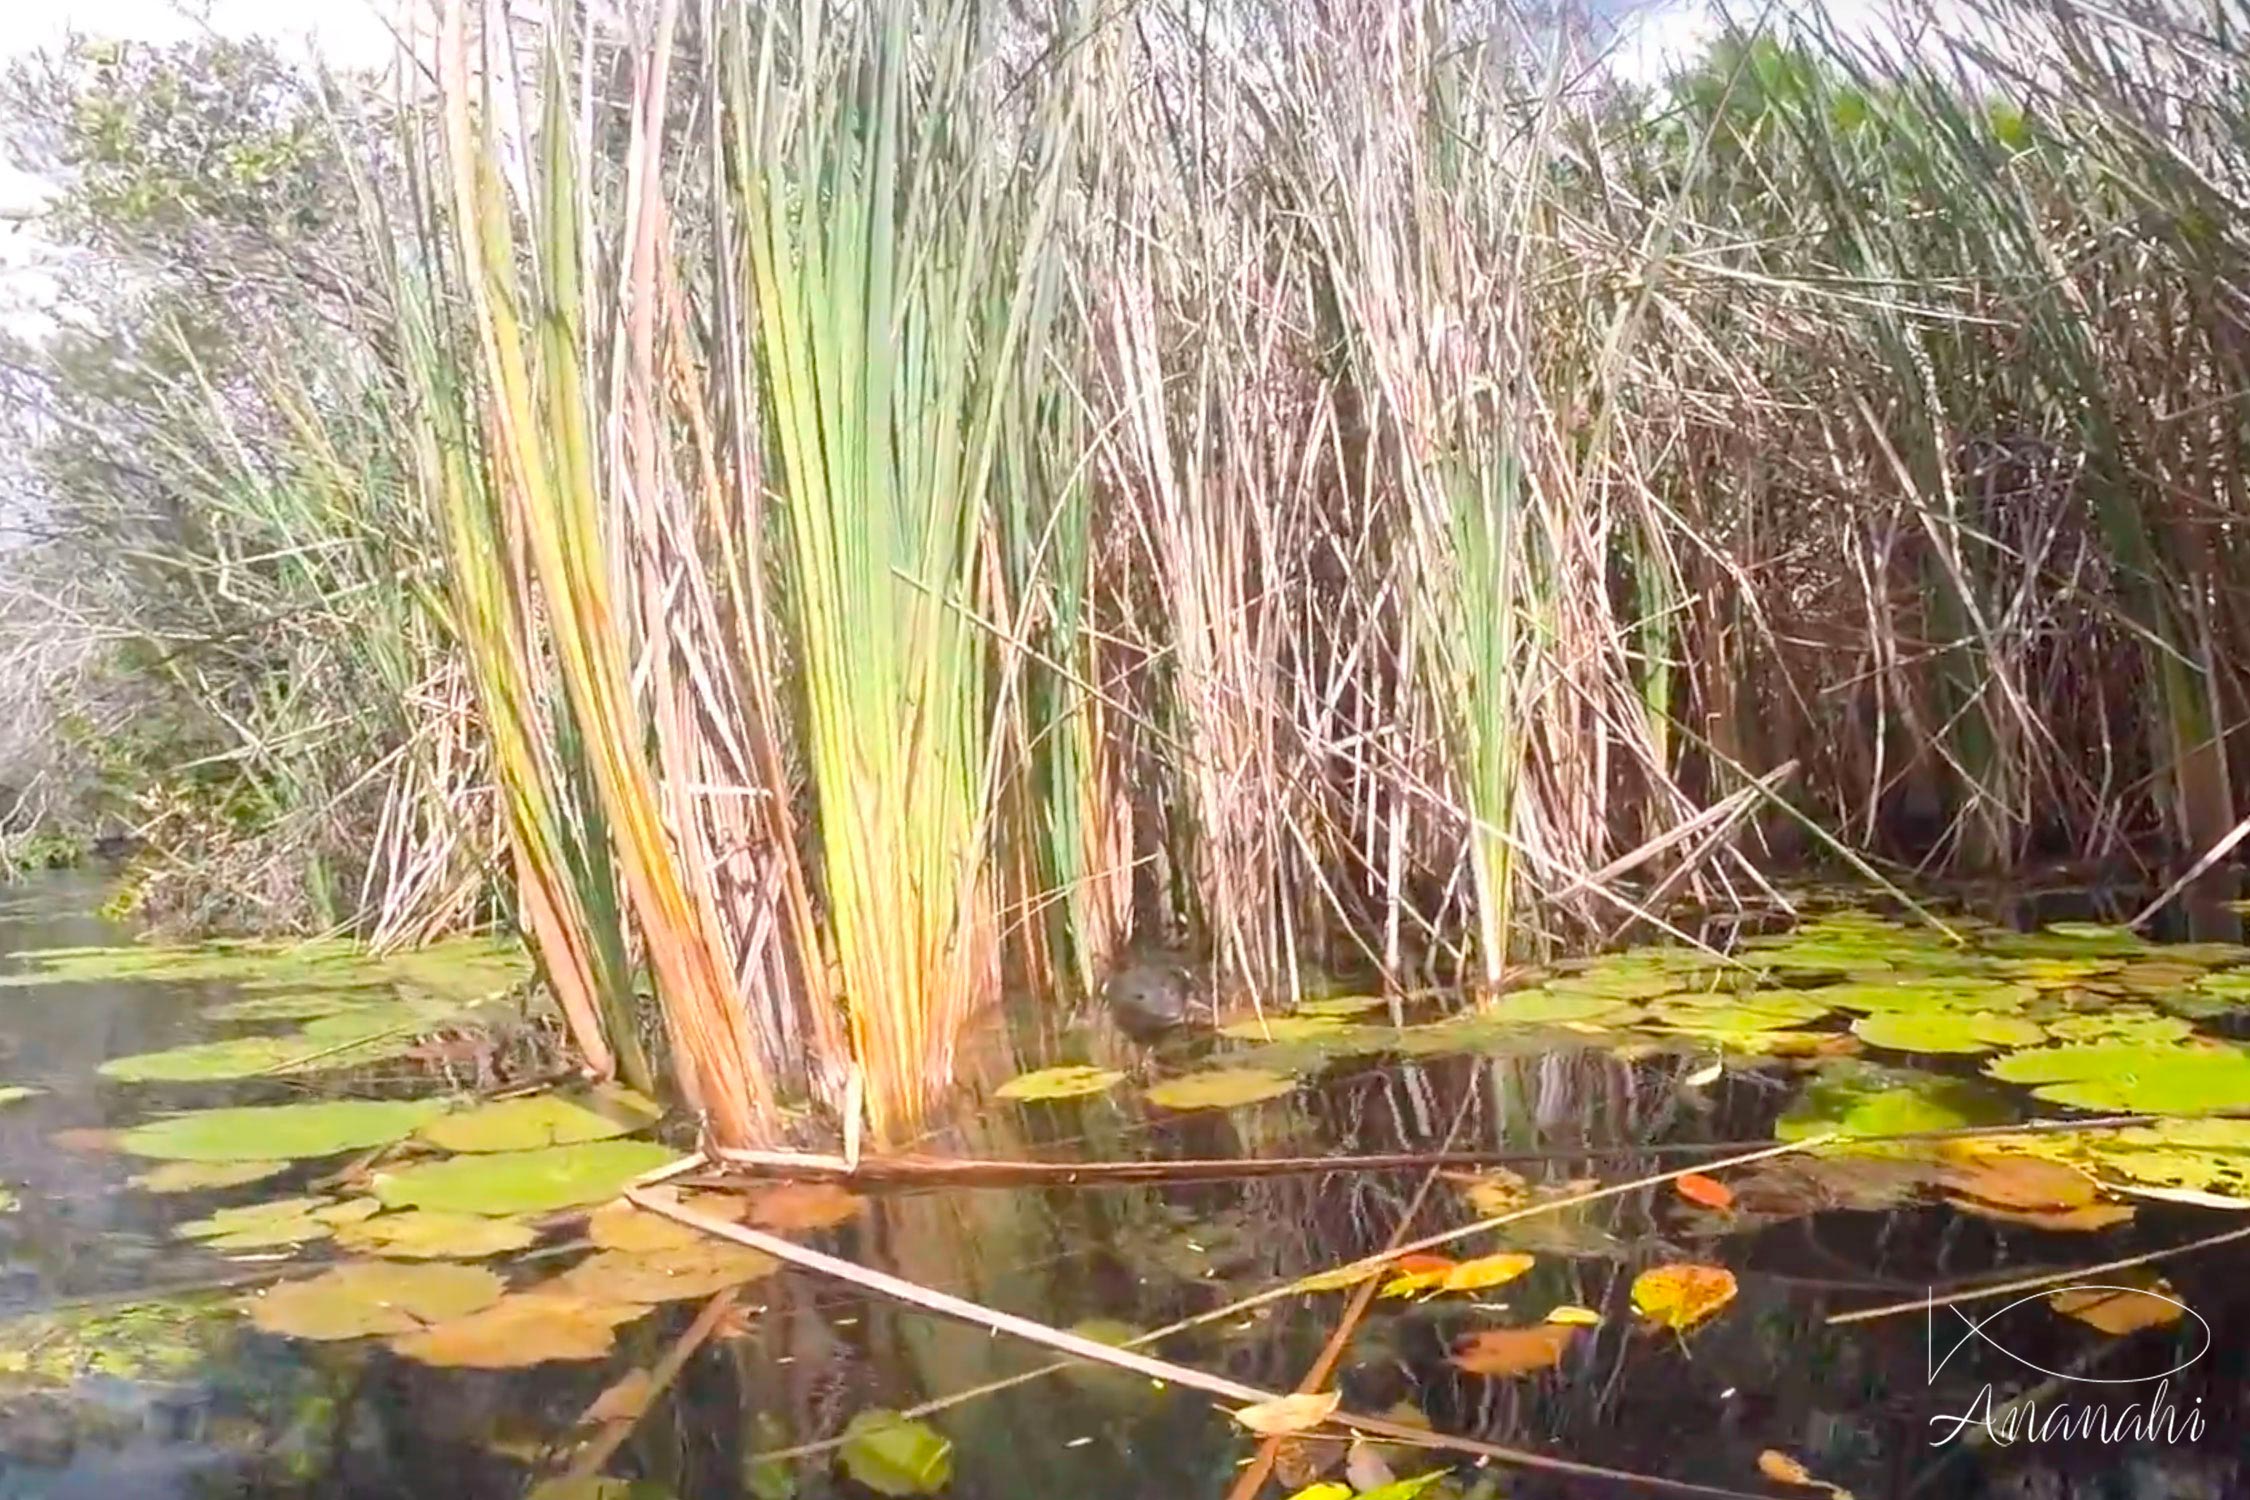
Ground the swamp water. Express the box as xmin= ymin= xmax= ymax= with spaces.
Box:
xmin=2 ymin=874 xmax=2249 ymax=1498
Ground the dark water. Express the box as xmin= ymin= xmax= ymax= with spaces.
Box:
xmin=2 ymin=874 xmax=2247 ymax=1499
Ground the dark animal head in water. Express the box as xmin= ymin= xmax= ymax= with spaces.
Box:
xmin=1102 ymin=956 xmax=1210 ymax=1039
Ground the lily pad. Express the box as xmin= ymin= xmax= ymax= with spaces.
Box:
xmin=248 ymin=1260 xmax=504 ymax=1341
xmin=1144 ymin=1068 xmax=1296 ymax=1111
xmin=204 ymin=993 xmax=378 ymax=1022
xmin=121 ymin=1099 xmax=450 ymax=1162
xmin=390 ymin=1290 xmax=650 ymax=1367
xmin=175 ymin=1196 xmax=335 ymax=1250
xmin=1851 ymin=1010 xmax=2047 ymax=1055
xmin=1216 ymin=1015 xmax=1351 ymax=1042
xmin=0 ymin=1086 xmax=43 ymax=1107
xmin=1985 ymin=1042 xmax=2250 ymax=1113
xmin=1775 ymin=1063 xmax=2009 ymax=1146
xmin=333 ymin=1210 xmax=540 ymax=1260
xmin=994 ymin=1065 xmax=1126 ymax=1101
xmin=129 ymin=1160 xmax=292 ymax=1194
xmin=415 ymin=1087 xmax=661 ymax=1154
xmin=1296 ymin=995 xmax=1389 ymax=1017
xmin=1480 ymin=989 xmax=1639 ymax=1025
xmin=838 ymin=1410 xmax=954 ymax=1497
xmin=552 ymin=1241 xmax=779 ymax=1302
xmin=372 ymin=1139 xmax=677 ymax=1216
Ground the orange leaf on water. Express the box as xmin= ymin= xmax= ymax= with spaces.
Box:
xmin=1449 ymin=1324 xmax=1578 ymax=1377
xmin=1631 ymin=1262 xmax=1738 ymax=1332
xmin=2049 ymin=1282 xmax=2185 ymax=1335
xmin=1758 ymin=1448 xmax=1856 ymax=1499
xmin=1674 ymin=1173 xmax=1735 ymax=1211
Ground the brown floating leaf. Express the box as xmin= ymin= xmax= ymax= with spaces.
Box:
xmin=1674 ymin=1173 xmax=1735 ymax=1211
xmin=585 ymin=1194 xmax=746 ymax=1252
xmin=248 ymin=1260 xmax=504 ymax=1341
xmin=1232 ymin=1390 xmax=1341 ymax=1436
xmin=1448 ymin=1323 xmax=1577 ymax=1377
xmin=746 ymin=1181 xmax=865 ymax=1231
xmin=1631 ymin=1263 xmax=1738 ymax=1332
xmin=553 ymin=1241 xmax=780 ymax=1303
xmin=2050 ymin=1282 xmax=2186 ymax=1335
xmin=1941 ymin=1155 xmax=2101 ymax=1213
xmin=390 ymin=1292 xmax=651 ymax=1367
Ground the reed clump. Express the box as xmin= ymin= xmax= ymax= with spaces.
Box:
xmin=28 ymin=0 xmax=2240 ymax=1144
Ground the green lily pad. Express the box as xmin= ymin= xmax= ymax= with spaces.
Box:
xmin=175 ymin=1197 xmax=335 ymax=1250
xmin=248 ymin=1260 xmax=504 ymax=1340
xmin=129 ymin=1159 xmax=292 ymax=1194
xmin=1545 ymin=970 xmax=1679 ymax=1002
xmin=1296 ymin=995 xmax=1389 ymax=1017
xmin=838 ymin=1410 xmax=954 ymax=1497
xmin=1216 ymin=1015 xmax=1351 ymax=1042
xmin=333 ymin=1210 xmax=541 ymax=1259
xmin=1813 ymin=979 xmax=2035 ymax=1014
xmin=314 ymin=1196 xmax=384 ymax=1225
xmin=994 ymin=1065 xmax=1127 ymax=1101
xmin=1480 ymin=989 xmax=1638 ymax=1025
xmin=372 ymin=1139 xmax=677 ymax=1217
xmin=121 ymin=1099 xmax=450 ymax=1162
xmin=1852 ymin=1010 xmax=2047 ymax=1055
xmin=415 ymin=1086 xmax=661 ymax=1154
xmin=1776 ymin=1063 xmax=2010 ymax=1147
xmin=2040 ymin=1008 xmax=2195 ymax=1046
xmin=0 ymin=1086 xmax=43 ymax=1107
xmin=205 ymin=993 xmax=379 ymax=1022
xmin=1144 ymin=1068 xmax=1296 ymax=1111
xmin=1985 ymin=1042 xmax=2250 ymax=1112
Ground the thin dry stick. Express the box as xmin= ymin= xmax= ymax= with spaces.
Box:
xmin=2128 ymin=808 xmax=2250 ymax=928
xmin=651 ymin=1135 xmax=1822 ymax=1470
xmin=1828 ymin=1220 xmax=2250 ymax=1327
xmin=624 ymin=1187 xmax=1766 ymax=1500
xmin=1225 ymin=1097 xmax=1470 ymax=1500
xmin=559 ymin=1288 xmax=741 ymax=1484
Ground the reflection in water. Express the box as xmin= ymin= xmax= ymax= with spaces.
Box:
xmin=1 ymin=874 xmax=2247 ymax=1497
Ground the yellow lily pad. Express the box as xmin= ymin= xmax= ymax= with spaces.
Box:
xmin=389 ymin=1290 xmax=650 ymax=1368
xmin=333 ymin=1210 xmax=540 ymax=1260
xmin=994 ymin=1065 xmax=1126 ymax=1102
xmin=248 ymin=1260 xmax=504 ymax=1340
xmin=174 ymin=1197 xmax=335 ymax=1250
xmin=1144 ymin=1068 xmax=1296 ymax=1111
xmin=128 ymin=1160 xmax=292 ymax=1194
xmin=551 ymin=1241 xmax=779 ymax=1303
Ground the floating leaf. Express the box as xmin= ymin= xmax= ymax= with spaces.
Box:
xmin=1379 ymin=1254 xmax=1460 ymax=1298
xmin=746 ymin=1182 xmax=864 ymax=1231
xmin=1144 ymin=1068 xmax=1296 ymax=1111
xmin=1940 ymin=1156 xmax=2100 ymax=1213
xmin=121 ymin=1099 xmax=449 ymax=1163
xmin=1233 ymin=1391 xmax=1342 ymax=1436
xmin=333 ymin=1210 xmax=540 ymax=1260
xmin=1674 ymin=1173 xmax=1734 ymax=1210
xmin=1293 ymin=1259 xmax=1386 ymax=1294
xmin=553 ymin=1241 xmax=779 ymax=1302
xmin=1631 ymin=1263 xmax=1737 ymax=1331
xmin=1456 ymin=1169 xmax=1530 ymax=1217
xmin=1296 ymin=995 xmax=1387 ymax=1017
xmin=248 ymin=1260 xmax=503 ymax=1340
xmin=0 ymin=1086 xmax=43 ymax=1107
xmin=1851 ymin=1010 xmax=2046 ymax=1055
xmin=390 ymin=1290 xmax=650 ymax=1367
xmin=586 ymin=1196 xmax=745 ymax=1253
xmin=1480 ymin=989 xmax=1638 ymax=1025
xmin=1545 ymin=1304 xmax=1602 ymax=1326
xmin=205 ymin=993 xmax=375 ymax=1022
xmin=1955 ymin=1201 xmax=2135 ymax=1231
xmin=1775 ymin=1063 xmax=2008 ymax=1148
xmin=128 ymin=1160 xmax=291 ymax=1194
xmin=1449 ymin=1324 xmax=1577 ymax=1376
xmin=2049 ymin=1283 xmax=2185 ymax=1335
xmin=1758 ymin=1449 xmax=1855 ymax=1499
xmin=175 ymin=1197 xmax=334 ymax=1250
xmin=1439 ymin=1252 xmax=1536 ymax=1294
xmin=1216 ymin=1014 xmax=1358 ymax=1043
xmin=994 ymin=1065 xmax=1125 ymax=1101
xmin=416 ymin=1087 xmax=660 ymax=1154
xmin=372 ymin=1139 xmax=676 ymax=1216
xmin=1985 ymin=1042 xmax=2250 ymax=1113
xmin=838 ymin=1410 xmax=954 ymax=1497
xmin=2041 ymin=1008 xmax=2194 ymax=1046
